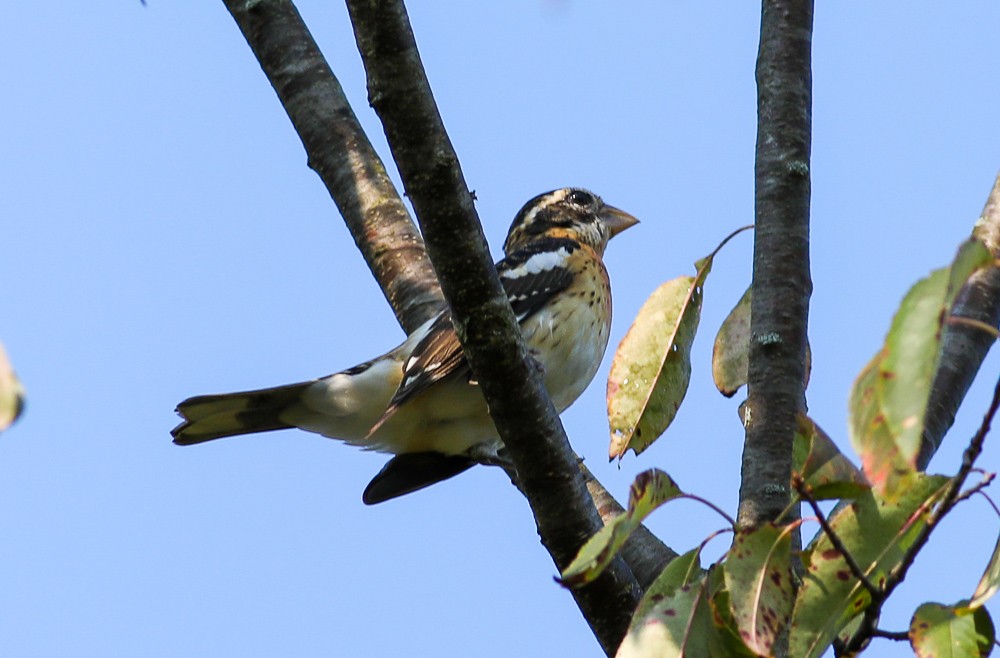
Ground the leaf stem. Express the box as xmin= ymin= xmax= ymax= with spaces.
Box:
xmin=681 ymin=493 xmax=738 ymax=529
xmin=947 ymin=315 xmax=1000 ymax=339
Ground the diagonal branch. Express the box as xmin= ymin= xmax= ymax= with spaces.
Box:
xmin=919 ymin=173 xmax=1000 ymax=468
xmin=840 ymin=372 xmax=1000 ymax=654
xmin=342 ymin=1 xmax=640 ymax=652
xmin=738 ymin=0 xmax=815 ymax=529
xmin=222 ymin=0 xmax=442 ymax=333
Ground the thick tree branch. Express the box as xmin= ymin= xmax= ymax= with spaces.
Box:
xmin=738 ymin=0 xmax=814 ymax=528
xmin=918 ymin=173 xmax=1000 ymax=468
xmin=222 ymin=0 xmax=441 ymax=332
xmin=343 ymin=0 xmax=639 ymax=653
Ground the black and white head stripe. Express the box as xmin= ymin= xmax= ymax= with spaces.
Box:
xmin=503 ymin=187 xmax=605 ymax=254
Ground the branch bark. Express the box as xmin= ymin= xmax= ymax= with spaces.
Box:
xmin=222 ymin=0 xmax=441 ymax=333
xmin=738 ymin=0 xmax=815 ymax=528
xmin=342 ymin=1 xmax=640 ymax=652
xmin=918 ymin=173 xmax=1000 ymax=468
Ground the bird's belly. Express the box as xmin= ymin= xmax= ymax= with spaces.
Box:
xmin=370 ymin=382 xmax=499 ymax=455
xmin=522 ymin=286 xmax=612 ymax=412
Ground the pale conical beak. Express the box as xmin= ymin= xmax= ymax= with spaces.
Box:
xmin=601 ymin=204 xmax=640 ymax=237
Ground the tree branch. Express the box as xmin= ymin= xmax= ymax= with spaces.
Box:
xmin=738 ymin=0 xmax=814 ymax=528
xmin=343 ymin=0 xmax=639 ymax=653
xmin=918 ymin=173 xmax=1000 ymax=468
xmin=222 ymin=0 xmax=442 ymax=333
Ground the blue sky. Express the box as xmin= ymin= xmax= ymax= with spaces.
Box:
xmin=2 ymin=2 xmax=1000 ymax=657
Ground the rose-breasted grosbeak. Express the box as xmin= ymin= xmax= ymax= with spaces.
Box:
xmin=172 ymin=188 xmax=638 ymax=503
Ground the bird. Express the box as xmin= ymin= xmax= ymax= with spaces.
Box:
xmin=171 ymin=188 xmax=638 ymax=504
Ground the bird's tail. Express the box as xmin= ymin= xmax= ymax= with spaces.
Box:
xmin=171 ymin=381 xmax=312 ymax=445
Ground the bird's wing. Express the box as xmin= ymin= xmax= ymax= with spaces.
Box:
xmin=367 ymin=238 xmax=577 ymax=436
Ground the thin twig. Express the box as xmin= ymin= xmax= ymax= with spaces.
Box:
xmin=947 ymin=315 xmax=1000 ymax=339
xmin=952 ymin=471 xmax=995 ymax=506
xmin=976 ymin=490 xmax=1000 ymax=519
xmin=870 ymin=628 xmax=909 ymax=642
xmin=681 ymin=494 xmax=738 ymax=529
xmin=794 ymin=476 xmax=880 ymax=599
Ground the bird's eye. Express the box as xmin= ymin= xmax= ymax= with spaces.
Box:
xmin=567 ymin=190 xmax=594 ymax=206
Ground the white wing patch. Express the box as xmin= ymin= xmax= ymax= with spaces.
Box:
xmin=500 ymin=247 xmax=571 ymax=280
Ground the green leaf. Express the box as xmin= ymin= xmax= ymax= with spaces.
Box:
xmin=723 ymin=523 xmax=794 ymax=656
xmin=849 ymin=238 xmax=993 ymax=497
xmin=793 ymin=413 xmax=869 ymax=500
xmin=618 ymin=567 xmax=741 ymax=658
xmin=631 ymin=548 xmax=705 ymax=625
xmin=970 ymin=532 xmax=1000 ymax=610
xmin=789 ymin=473 xmax=950 ymax=658
xmin=712 ymin=286 xmax=752 ymax=398
xmin=707 ymin=582 xmax=762 ymax=658
xmin=608 ymin=226 xmax=751 ymax=460
xmin=617 ymin=575 xmax=712 ymax=658
xmin=910 ymin=602 xmax=994 ymax=658
xmin=0 ymin=342 xmax=24 ymax=432
xmin=559 ymin=469 xmax=683 ymax=588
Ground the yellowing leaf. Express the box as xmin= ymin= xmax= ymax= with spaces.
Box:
xmin=607 ymin=276 xmax=700 ymax=460
xmin=849 ymin=238 xmax=993 ymax=497
xmin=723 ymin=523 xmax=795 ymax=656
xmin=559 ymin=469 xmax=683 ymax=588
xmin=608 ymin=226 xmax=751 ymax=460
xmin=713 ymin=286 xmax=752 ymax=398
xmin=0 ymin=342 xmax=24 ymax=432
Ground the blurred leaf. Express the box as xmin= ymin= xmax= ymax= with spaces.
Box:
xmin=618 ymin=566 xmax=744 ymax=658
xmin=617 ymin=575 xmax=712 ymax=658
xmin=790 ymin=473 xmax=950 ymax=658
xmin=793 ymin=413 xmax=869 ymax=500
xmin=707 ymin=582 xmax=761 ymax=658
xmin=970 ymin=533 xmax=1000 ymax=610
xmin=559 ymin=469 xmax=683 ymax=588
xmin=608 ymin=226 xmax=751 ymax=460
xmin=849 ymin=239 xmax=992 ymax=497
xmin=723 ymin=523 xmax=794 ymax=656
xmin=909 ymin=602 xmax=994 ymax=658
xmin=630 ymin=548 xmax=705 ymax=626
xmin=713 ymin=286 xmax=752 ymax=398
xmin=712 ymin=286 xmax=812 ymax=398
xmin=0 ymin=342 xmax=24 ymax=432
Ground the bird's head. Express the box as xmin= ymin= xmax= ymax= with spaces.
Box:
xmin=503 ymin=188 xmax=639 ymax=256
